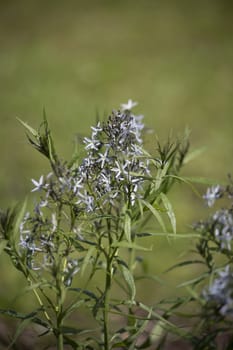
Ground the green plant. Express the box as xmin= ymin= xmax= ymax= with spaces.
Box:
xmin=0 ymin=100 xmax=190 ymax=349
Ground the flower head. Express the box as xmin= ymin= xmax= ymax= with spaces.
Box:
xmin=74 ymin=102 xmax=151 ymax=211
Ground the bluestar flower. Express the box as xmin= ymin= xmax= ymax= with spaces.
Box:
xmin=73 ymin=177 xmax=83 ymax=193
xmin=63 ymin=259 xmax=80 ymax=287
xmin=91 ymin=122 xmax=102 ymax=137
xmin=120 ymin=99 xmax=138 ymax=111
xmin=97 ymin=148 xmax=109 ymax=169
xmin=203 ymin=185 xmax=222 ymax=207
xmin=31 ymin=175 xmax=45 ymax=192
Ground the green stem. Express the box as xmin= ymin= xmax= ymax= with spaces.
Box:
xmin=58 ymin=330 xmax=64 ymax=350
xmin=103 ymin=261 xmax=112 ymax=350
xmin=56 ymin=259 xmax=67 ymax=350
xmin=56 ymin=292 xmax=64 ymax=350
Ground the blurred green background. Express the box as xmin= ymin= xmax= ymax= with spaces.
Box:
xmin=0 ymin=0 xmax=233 ymax=312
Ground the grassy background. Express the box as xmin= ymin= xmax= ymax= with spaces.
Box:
xmin=0 ymin=0 xmax=233 ymax=308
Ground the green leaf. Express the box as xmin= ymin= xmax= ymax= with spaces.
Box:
xmin=150 ymin=320 xmax=166 ymax=344
xmin=43 ymin=111 xmax=57 ymax=164
xmin=183 ymin=176 xmax=228 ymax=186
xmin=13 ymin=199 xmax=27 ymax=241
xmin=165 ymin=260 xmax=205 ymax=273
xmin=139 ymin=302 xmax=190 ymax=339
xmin=164 ymin=174 xmax=201 ymax=197
xmin=69 ymin=288 xmax=98 ymax=301
xmin=154 ymin=161 xmax=170 ymax=190
xmin=135 ymin=274 xmax=165 ymax=285
xmin=9 ymin=317 xmax=34 ymax=348
xmin=124 ymin=211 xmax=131 ymax=243
xmin=13 ymin=281 xmax=55 ymax=302
xmin=160 ymin=193 xmax=176 ymax=234
xmin=185 ymin=286 xmax=202 ymax=302
xmin=63 ymin=335 xmax=80 ymax=349
xmin=17 ymin=117 xmax=38 ymax=137
xmin=81 ymin=245 xmax=95 ymax=276
xmin=177 ymin=273 xmax=209 ymax=288
xmin=128 ymin=307 xmax=153 ymax=350
xmin=145 ymin=232 xmax=200 ymax=238
xmin=0 ymin=308 xmax=49 ymax=348
xmin=0 ymin=308 xmax=25 ymax=319
xmin=62 ymin=300 xmax=85 ymax=321
xmin=111 ymin=241 xmax=152 ymax=251
xmin=61 ymin=325 xmax=85 ymax=335
xmin=0 ymin=309 xmax=49 ymax=327
xmin=111 ymin=341 xmax=127 ymax=348
xmin=183 ymin=146 xmax=206 ymax=164
xmin=140 ymin=199 xmax=167 ymax=232
xmin=120 ymin=264 xmax=136 ymax=302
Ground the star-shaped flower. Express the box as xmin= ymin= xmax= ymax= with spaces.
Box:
xmin=31 ymin=175 xmax=44 ymax=192
xmin=120 ymin=99 xmax=138 ymax=111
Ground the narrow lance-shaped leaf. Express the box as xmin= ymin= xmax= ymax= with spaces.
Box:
xmin=120 ymin=264 xmax=136 ymax=302
xmin=9 ymin=317 xmax=35 ymax=348
xmin=111 ymin=241 xmax=152 ymax=252
xmin=124 ymin=211 xmax=132 ymax=243
xmin=160 ymin=193 xmax=176 ymax=234
xmin=183 ymin=176 xmax=228 ymax=186
xmin=183 ymin=146 xmax=206 ymax=165
xmin=43 ymin=109 xmax=57 ymax=165
xmin=61 ymin=299 xmax=85 ymax=321
xmin=81 ymin=246 xmax=95 ymax=276
xmin=13 ymin=199 xmax=27 ymax=242
xmin=140 ymin=199 xmax=167 ymax=233
xmin=154 ymin=161 xmax=170 ymax=191
xmin=16 ymin=117 xmax=38 ymax=137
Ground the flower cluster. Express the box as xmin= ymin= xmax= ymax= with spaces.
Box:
xmin=195 ymin=181 xmax=233 ymax=251
xmin=203 ymin=266 xmax=233 ymax=317
xmin=19 ymin=207 xmax=56 ymax=271
xmin=212 ymin=208 xmax=233 ymax=250
xmin=196 ymin=179 xmax=233 ymax=337
xmin=73 ymin=100 xmax=151 ymax=211
xmin=18 ymin=100 xmax=152 ymax=276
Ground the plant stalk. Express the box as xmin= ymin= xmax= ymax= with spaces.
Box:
xmin=103 ymin=261 xmax=112 ymax=350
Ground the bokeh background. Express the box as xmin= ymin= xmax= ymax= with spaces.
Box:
xmin=0 ymin=0 xmax=233 ymax=334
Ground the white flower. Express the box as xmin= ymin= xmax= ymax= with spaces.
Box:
xmin=31 ymin=175 xmax=44 ymax=192
xmin=76 ymin=191 xmax=95 ymax=212
xmin=203 ymin=185 xmax=222 ymax=207
xmin=111 ymin=160 xmax=127 ymax=179
xmin=73 ymin=177 xmax=83 ymax=193
xmin=97 ymin=148 xmax=109 ymax=168
xmin=120 ymin=99 xmax=138 ymax=111
xmin=91 ymin=122 xmax=102 ymax=137
xmin=83 ymin=137 xmax=101 ymax=151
